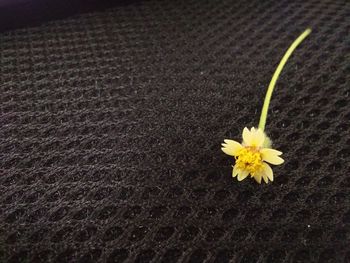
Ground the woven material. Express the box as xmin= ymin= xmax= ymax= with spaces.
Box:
xmin=1 ymin=0 xmax=350 ymax=262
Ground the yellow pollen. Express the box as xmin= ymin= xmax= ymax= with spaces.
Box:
xmin=235 ymin=147 xmax=263 ymax=174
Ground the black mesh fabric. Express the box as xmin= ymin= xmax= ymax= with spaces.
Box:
xmin=1 ymin=0 xmax=350 ymax=262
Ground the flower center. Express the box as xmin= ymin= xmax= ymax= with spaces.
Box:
xmin=235 ymin=147 xmax=263 ymax=174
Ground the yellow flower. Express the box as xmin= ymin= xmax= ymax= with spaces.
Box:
xmin=221 ymin=127 xmax=284 ymax=184
xmin=220 ymin=29 xmax=311 ymax=184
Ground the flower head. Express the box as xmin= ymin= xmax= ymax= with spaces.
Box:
xmin=222 ymin=127 xmax=284 ymax=184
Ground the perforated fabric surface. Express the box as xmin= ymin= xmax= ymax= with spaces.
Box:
xmin=1 ymin=0 xmax=350 ymax=262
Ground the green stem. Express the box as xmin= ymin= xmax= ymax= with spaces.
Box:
xmin=258 ymin=28 xmax=312 ymax=131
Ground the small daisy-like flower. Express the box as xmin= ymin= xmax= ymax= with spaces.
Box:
xmin=221 ymin=28 xmax=311 ymax=184
xmin=222 ymin=127 xmax=284 ymax=184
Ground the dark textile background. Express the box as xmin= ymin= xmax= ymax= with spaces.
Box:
xmin=1 ymin=0 xmax=349 ymax=262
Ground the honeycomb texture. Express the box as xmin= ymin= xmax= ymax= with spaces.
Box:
xmin=1 ymin=0 xmax=350 ymax=262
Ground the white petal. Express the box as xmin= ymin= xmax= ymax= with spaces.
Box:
xmin=260 ymin=148 xmax=284 ymax=165
xmin=262 ymin=163 xmax=274 ymax=182
xmin=262 ymin=136 xmax=272 ymax=148
xmin=232 ymin=166 xmax=239 ymax=177
xmin=242 ymin=127 xmax=252 ymax=146
xmin=261 ymin=148 xmax=282 ymax=155
xmin=262 ymin=174 xmax=269 ymax=184
xmin=250 ymin=128 xmax=265 ymax=147
xmin=237 ymin=170 xmax=249 ymax=181
xmin=221 ymin=140 xmax=243 ymax=156
xmin=242 ymin=127 xmax=265 ymax=147
xmin=253 ymin=173 xmax=262 ymax=184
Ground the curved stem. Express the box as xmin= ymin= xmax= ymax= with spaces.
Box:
xmin=258 ymin=28 xmax=312 ymax=131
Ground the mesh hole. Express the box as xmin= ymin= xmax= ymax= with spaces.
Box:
xmin=154 ymin=227 xmax=175 ymax=242
xmin=161 ymin=249 xmax=182 ymax=263
xmin=9 ymin=251 xmax=29 ymax=263
xmin=266 ymin=249 xmax=287 ymax=263
xmin=222 ymin=208 xmax=239 ymax=222
xmin=213 ymin=249 xmax=233 ymax=263
xmin=318 ymin=249 xmax=336 ymax=263
xmin=206 ymin=228 xmax=225 ymax=242
xmin=307 ymin=228 xmax=323 ymax=242
xmin=31 ymin=250 xmax=52 ymax=263
xmin=135 ymin=250 xmax=156 ymax=263
xmin=188 ymin=249 xmax=207 ymax=263
xmin=75 ymin=226 xmax=97 ymax=242
xmin=103 ymin=226 xmax=124 ymax=242
xmin=129 ymin=226 xmax=148 ymax=242
xmin=180 ymin=227 xmax=199 ymax=242
xmin=240 ymin=250 xmax=259 ymax=263
xmin=77 ymin=249 xmax=102 ymax=263
xmin=123 ymin=206 xmax=141 ymax=219
xmin=149 ymin=206 xmax=168 ymax=219
xmin=107 ymin=249 xmax=129 ymax=263
xmin=49 ymin=207 xmax=70 ymax=222
xmin=231 ymin=228 xmax=249 ymax=241
xmin=293 ymin=249 xmax=311 ymax=262
xmin=54 ymin=249 xmax=76 ymax=263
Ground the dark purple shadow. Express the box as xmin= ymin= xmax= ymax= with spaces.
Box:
xmin=0 ymin=0 xmax=137 ymax=32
